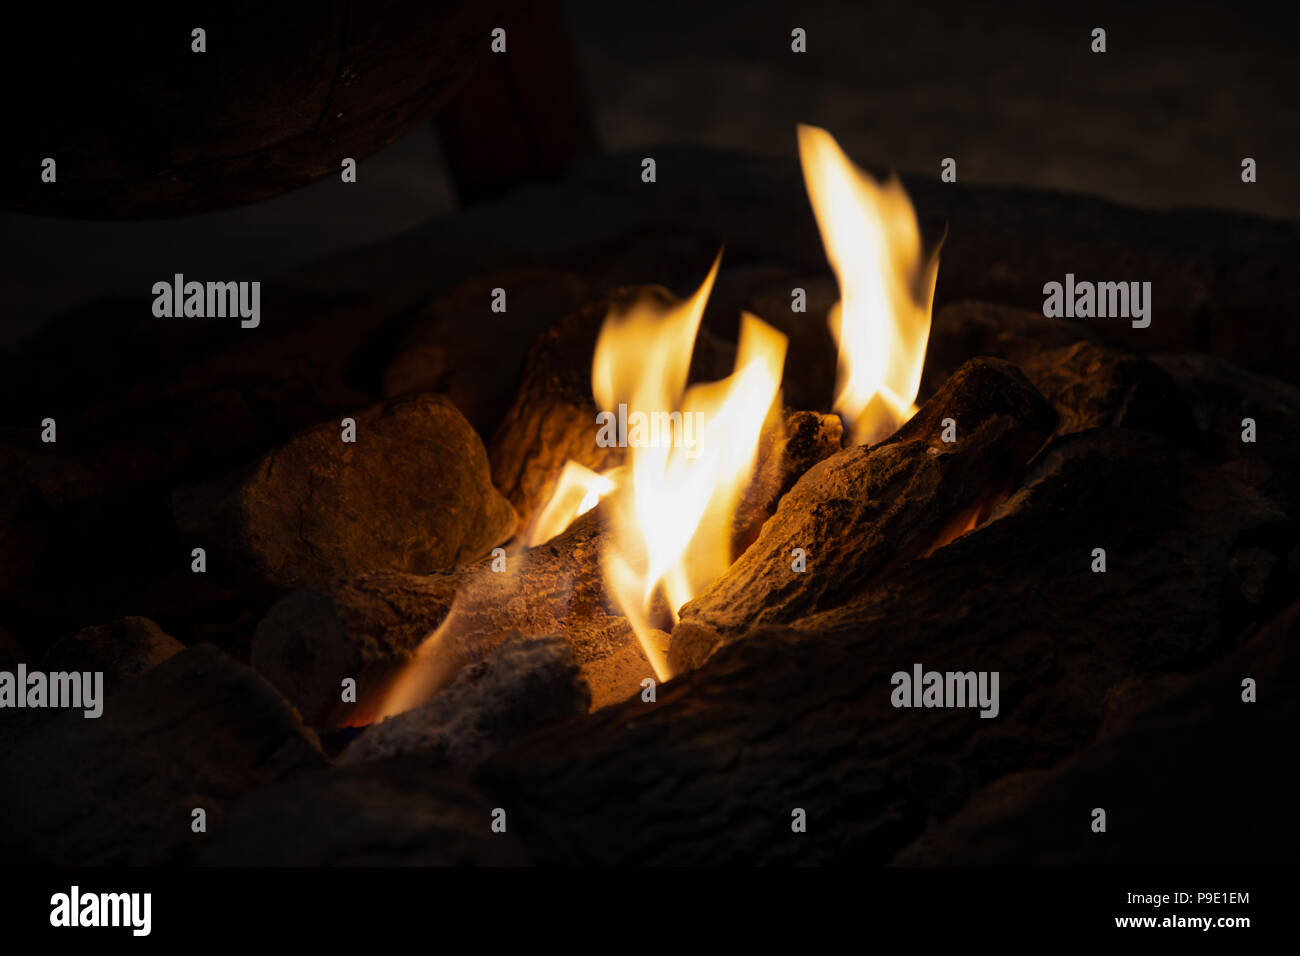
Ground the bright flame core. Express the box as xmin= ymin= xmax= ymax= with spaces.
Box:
xmin=797 ymin=124 xmax=940 ymax=445
xmin=523 ymin=461 xmax=616 ymax=548
xmin=593 ymin=255 xmax=787 ymax=680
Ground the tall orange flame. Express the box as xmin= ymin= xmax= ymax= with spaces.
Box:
xmin=594 ymin=255 xmax=788 ymax=679
xmin=797 ymin=124 xmax=940 ymax=445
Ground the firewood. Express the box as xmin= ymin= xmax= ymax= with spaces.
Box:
xmin=670 ymin=357 xmax=1058 ymax=672
xmin=892 ymin=599 xmax=1300 ymax=865
xmin=252 ymin=511 xmax=655 ymax=727
xmin=1152 ymin=352 xmax=1300 ymax=515
xmin=341 ymin=635 xmax=590 ymax=766
xmin=198 ymin=760 xmax=530 ymax=866
xmin=732 ymin=408 xmax=844 ymax=553
xmin=923 ymin=301 xmax=1192 ymax=438
xmin=488 ymin=292 xmax=641 ymax=525
xmin=469 ymin=429 xmax=1292 ymax=865
xmin=488 ymin=287 xmax=737 ymax=529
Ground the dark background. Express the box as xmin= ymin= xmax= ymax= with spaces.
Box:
xmin=0 ymin=0 xmax=1295 ymax=346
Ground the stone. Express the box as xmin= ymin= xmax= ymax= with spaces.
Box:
xmin=43 ymin=616 xmax=184 ymax=687
xmin=174 ymin=394 xmax=517 ymax=591
xmin=0 ymin=644 xmax=325 ymax=865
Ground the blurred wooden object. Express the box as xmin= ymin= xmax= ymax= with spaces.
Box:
xmin=0 ymin=0 xmax=594 ymax=218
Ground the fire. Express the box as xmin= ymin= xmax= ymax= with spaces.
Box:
xmin=797 ymin=124 xmax=941 ymax=445
xmin=377 ymin=125 xmax=942 ymax=722
xmin=522 ymin=461 xmax=616 ymax=548
xmin=595 ymin=256 xmax=787 ymax=680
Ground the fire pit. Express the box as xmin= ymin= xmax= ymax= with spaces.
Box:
xmin=1 ymin=120 xmax=1296 ymax=870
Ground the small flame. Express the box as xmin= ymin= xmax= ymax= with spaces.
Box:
xmin=523 ymin=461 xmax=616 ymax=548
xmin=797 ymin=124 xmax=940 ymax=445
xmin=594 ymin=255 xmax=787 ymax=680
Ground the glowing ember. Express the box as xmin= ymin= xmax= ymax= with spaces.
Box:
xmin=797 ymin=124 xmax=941 ymax=445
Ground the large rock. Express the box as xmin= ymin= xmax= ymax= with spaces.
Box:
xmin=0 ymin=644 xmax=325 ymax=864
xmin=43 ymin=616 xmax=184 ymax=686
xmin=252 ymin=569 xmax=460 ymax=727
xmin=175 ymin=394 xmax=517 ymax=590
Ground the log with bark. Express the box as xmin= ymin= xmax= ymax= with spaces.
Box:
xmin=465 ymin=429 xmax=1293 ymax=865
xmin=252 ymin=510 xmax=653 ymax=727
xmin=488 ymin=286 xmax=738 ymax=528
xmin=253 ymin=393 xmax=843 ymax=727
xmin=893 ymin=598 xmax=1300 ymax=865
xmin=670 ymin=356 xmax=1058 ymax=672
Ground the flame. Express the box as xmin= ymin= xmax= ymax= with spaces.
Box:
xmin=594 ymin=256 xmax=787 ymax=680
xmin=376 ymin=125 xmax=944 ymax=723
xmin=523 ymin=461 xmax=616 ymax=548
xmin=797 ymin=124 xmax=940 ymax=445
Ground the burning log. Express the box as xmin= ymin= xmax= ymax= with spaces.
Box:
xmin=341 ymin=635 xmax=589 ymax=766
xmin=732 ymin=408 xmax=844 ymax=551
xmin=488 ymin=291 xmax=644 ymax=525
xmin=469 ymin=429 xmax=1292 ymax=865
xmin=373 ymin=510 xmax=660 ymax=717
xmin=669 ymin=356 xmax=1058 ymax=672
xmin=488 ymin=286 xmax=736 ymax=529
xmin=252 ymin=511 xmax=654 ymax=727
xmin=174 ymin=394 xmax=517 ymax=591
